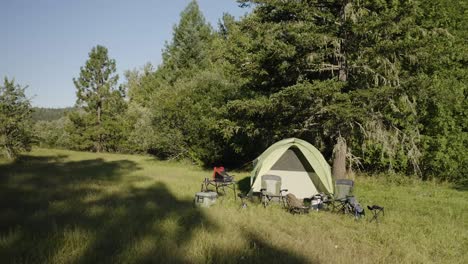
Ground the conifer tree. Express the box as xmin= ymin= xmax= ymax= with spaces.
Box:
xmin=160 ymin=0 xmax=213 ymax=83
xmin=72 ymin=45 xmax=124 ymax=152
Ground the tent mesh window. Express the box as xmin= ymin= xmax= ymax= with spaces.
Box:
xmin=269 ymin=147 xmax=327 ymax=195
xmin=271 ymin=147 xmax=314 ymax=172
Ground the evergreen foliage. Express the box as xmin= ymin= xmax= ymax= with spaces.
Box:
xmin=31 ymin=107 xmax=73 ymax=122
xmin=160 ymin=0 xmax=214 ymax=84
xmin=0 ymin=78 xmax=33 ymax=159
xmin=221 ymin=0 xmax=467 ymax=181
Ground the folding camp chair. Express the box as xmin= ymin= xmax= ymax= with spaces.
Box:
xmin=260 ymin=175 xmax=287 ymax=208
xmin=285 ymin=193 xmax=310 ymax=214
xmin=331 ymin=179 xmax=365 ymax=218
xmin=331 ymin=179 xmax=354 ymax=213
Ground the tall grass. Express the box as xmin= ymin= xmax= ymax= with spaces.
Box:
xmin=0 ymin=148 xmax=466 ymax=263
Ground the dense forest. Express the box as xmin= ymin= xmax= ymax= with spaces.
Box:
xmin=32 ymin=107 xmax=73 ymax=122
xmin=1 ymin=0 xmax=466 ymax=182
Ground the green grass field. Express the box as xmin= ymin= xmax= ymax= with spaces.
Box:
xmin=0 ymin=149 xmax=466 ymax=263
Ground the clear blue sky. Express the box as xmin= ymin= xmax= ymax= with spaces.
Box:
xmin=0 ymin=0 xmax=249 ymax=108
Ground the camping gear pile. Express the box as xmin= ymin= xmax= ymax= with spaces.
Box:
xmin=196 ymin=138 xmax=384 ymax=221
xmin=201 ymin=166 xmax=237 ymax=200
xmin=195 ymin=167 xmax=237 ymax=207
xmin=311 ymin=193 xmax=328 ymax=211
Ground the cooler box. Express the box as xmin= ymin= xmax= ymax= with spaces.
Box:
xmin=194 ymin=191 xmax=218 ymax=208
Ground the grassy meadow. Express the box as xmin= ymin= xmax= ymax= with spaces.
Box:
xmin=0 ymin=148 xmax=467 ymax=263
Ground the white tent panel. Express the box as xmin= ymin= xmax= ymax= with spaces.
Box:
xmin=266 ymin=170 xmax=318 ymax=199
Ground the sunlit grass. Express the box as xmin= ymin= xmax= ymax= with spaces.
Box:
xmin=0 ymin=148 xmax=466 ymax=263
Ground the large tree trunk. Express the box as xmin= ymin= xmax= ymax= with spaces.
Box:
xmin=332 ymin=136 xmax=347 ymax=180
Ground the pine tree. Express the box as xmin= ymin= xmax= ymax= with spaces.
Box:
xmin=160 ymin=0 xmax=213 ymax=83
xmin=72 ymin=45 xmax=124 ymax=152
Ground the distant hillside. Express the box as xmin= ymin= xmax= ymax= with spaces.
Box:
xmin=32 ymin=107 xmax=74 ymax=122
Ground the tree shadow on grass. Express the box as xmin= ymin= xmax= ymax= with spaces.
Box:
xmin=74 ymin=183 xmax=217 ymax=263
xmin=0 ymin=154 xmax=317 ymax=263
xmin=0 ymin=154 xmax=217 ymax=263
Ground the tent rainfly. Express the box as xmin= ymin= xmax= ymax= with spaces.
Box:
xmin=250 ymin=138 xmax=333 ymax=199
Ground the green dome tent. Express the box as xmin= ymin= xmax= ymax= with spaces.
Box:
xmin=250 ymin=138 xmax=333 ymax=199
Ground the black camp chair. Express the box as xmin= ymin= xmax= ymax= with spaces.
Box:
xmin=260 ymin=175 xmax=287 ymax=208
